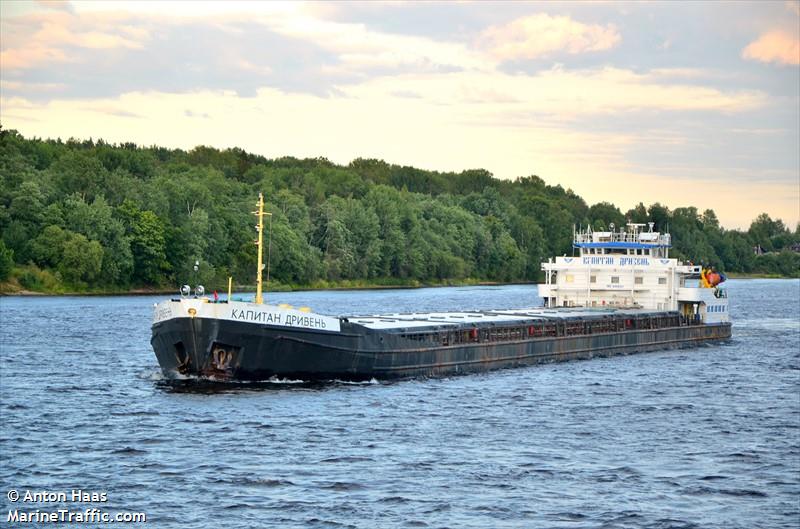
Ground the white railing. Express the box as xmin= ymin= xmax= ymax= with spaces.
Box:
xmin=574 ymin=230 xmax=671 ymax=246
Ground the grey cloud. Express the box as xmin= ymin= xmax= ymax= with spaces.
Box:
xmin=184 ymin=109 xmax=210 ymax=119
xmin=580 ymin=108 xmax=799 ymax=185
xmin=3 ymin=16 xmax=468 ymax=103
xmin=35 ymin=0 xmax=74 ymax=13
xmin=391 ymin=90 xmax=423 ymax=99
xmin=320 ymin=1 xmax=549 ymax=41
xmin=7 ymin=19 xmax=345 ymax=101
xmin=104 ymin=109 xmax=142 ymax=118
xmin=465 ymin=104 xmax=798 ymax=187
xmin=0 ymin=113 xmax=42 ymax=122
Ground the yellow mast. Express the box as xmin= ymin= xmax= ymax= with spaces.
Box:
xmin=254 ymin=193 xmax=265 ymax=305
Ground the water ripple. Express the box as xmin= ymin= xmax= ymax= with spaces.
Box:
xmin=1 ymin=280 xmax=798 ymax=528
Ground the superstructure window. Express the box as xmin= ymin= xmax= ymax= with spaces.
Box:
xmin=658 ymin=277 xmax=667 ymax=285
xmin=590 ymin=275 xmax=596 ymax=283
xmin=635 ymin=276 xmax=643 ymax=285
xmin=611 ymin=276 xmax=620 ymax=284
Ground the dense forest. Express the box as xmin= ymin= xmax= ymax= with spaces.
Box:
xmin=0 ymin=128 xmax=797 ymax=294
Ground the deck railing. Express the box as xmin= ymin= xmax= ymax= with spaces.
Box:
xmin=574 ymin=231 xmax=671 ymax=246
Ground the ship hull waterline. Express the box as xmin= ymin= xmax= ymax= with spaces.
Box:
xmin=151 ymin=316 xmax=732 ymax=382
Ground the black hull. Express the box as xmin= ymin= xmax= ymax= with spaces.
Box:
xmin=151 ymin=316 xmax=732 ymax=381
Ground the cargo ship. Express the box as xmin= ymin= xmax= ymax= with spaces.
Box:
xmin=150 ymin=195 xmax=731 ymax=381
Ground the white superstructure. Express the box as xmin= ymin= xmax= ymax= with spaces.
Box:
xmin=538 ymin=223 xmax=729 ymax=324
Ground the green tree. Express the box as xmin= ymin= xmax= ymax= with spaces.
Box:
xmin=30 ymin=225 xmax=71 ymax=268
xmin=63 ymin=194 xmax=133 ymax=285
xmin=588 ymin=202 xmax=625 ymax=231
xmin=49 ymin=150 xmax=108 ymax=201
xmin=749 ymin=212 xmax=791 ymax=252
xmin=0 ymin=239 xmax=13 ymax=281
xmin=3 ymin=181 xmax=47 ymax=263
xmin=365 ymin=185 xmax=407 ymax=277
xmin=626 ymin=202 xmax=649 ymax=224
xmin=314 ymin=196 xmax=380 ymax=279
xmin=60 ymin=233 xmax=103 ymax=284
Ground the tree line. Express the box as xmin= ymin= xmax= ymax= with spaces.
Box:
xmin=0 ymin=128 xmax=797 ymax=293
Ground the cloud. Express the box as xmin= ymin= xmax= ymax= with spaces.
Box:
xmin=479 ymin=13 xmax=621 ymax=61
xmin=184 ymin=109 xmax=210 ymax=119
xmin=0 ymin=79 xmax=65 ymax=92
xmin=35 ymin=0 xmax=74 ymax=12
xmin=259 ymin=11 xmax=491 ymax=73
xmin=343 ymin=67 xmax=766 ymax=117
xmin=1 ymin=13 xmax=344 ymax=101
xmin=85 ymin=106 xmax=143 ymax=119
xmin=1 ymin=8 xmax=487 ymax=102
xmin=742 ymin=30 xmax=800 ymax=66
xmin=390 ymin=90 xmax=422 ymax=99
xmin=1 ymin=11 xmax=147 ymax=70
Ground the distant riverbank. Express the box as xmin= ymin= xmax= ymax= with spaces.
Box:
xmin=0 ymin=277 xmax=524 ymax=296
xmin=3 ymin=272 xmax=797 ymax=297
xmin=723 ymin=272 xmax=798 ymax=279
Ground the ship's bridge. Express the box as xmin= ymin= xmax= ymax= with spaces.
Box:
xmin=573 ymin=223 xmax=671 ymax=259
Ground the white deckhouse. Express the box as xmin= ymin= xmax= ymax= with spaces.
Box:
xmin=538 ymin=223 xmax=729 ymax=324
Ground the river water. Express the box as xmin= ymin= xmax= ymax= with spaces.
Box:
xmin=1 ymin=280 xmax=798 ymax=528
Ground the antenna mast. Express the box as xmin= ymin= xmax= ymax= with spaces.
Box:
xmin=254 ymin=193 xmax=265 ymax=305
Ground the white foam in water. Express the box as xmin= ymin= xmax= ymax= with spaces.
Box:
xmin=265 ymin=375 xmax=307 ymax=384
xmin=138 ymin=369 xmax=167 ymax=381
xmin=332 ymin=378 xmax=380 ymax=385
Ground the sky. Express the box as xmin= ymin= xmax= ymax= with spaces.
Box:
xmin=1 ymin=1 xmax=798 ymax=230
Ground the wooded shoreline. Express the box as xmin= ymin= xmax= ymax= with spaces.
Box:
xmin=2 ymin=129 xmax=798 ymax=295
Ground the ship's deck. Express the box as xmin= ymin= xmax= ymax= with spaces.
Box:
xmin=345 ymin=307 xmax=675 ymax=330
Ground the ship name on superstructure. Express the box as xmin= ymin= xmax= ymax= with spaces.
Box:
xmin=581 ymin=256 xmax=652 ymax=266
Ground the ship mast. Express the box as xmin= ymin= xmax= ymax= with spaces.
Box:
xmin=254 ymin=193 xmax=265 ymax=305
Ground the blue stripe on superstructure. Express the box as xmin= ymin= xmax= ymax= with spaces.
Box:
xmin=574 ymin=242 xmax=672 ymax=249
